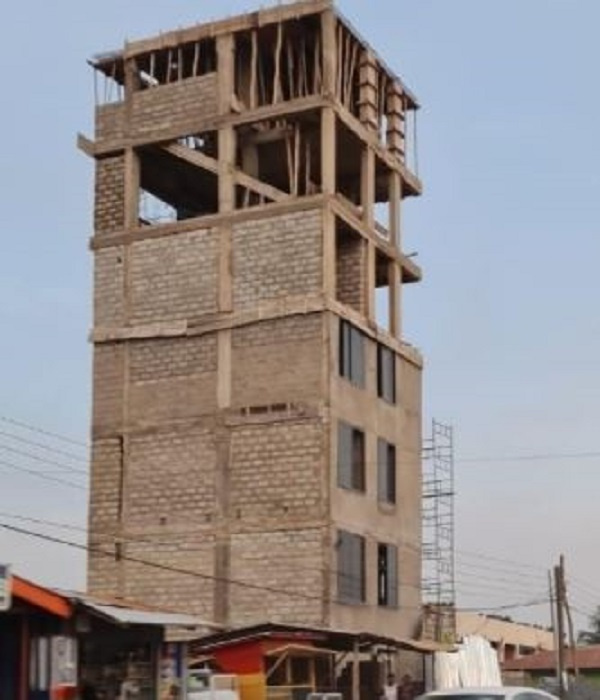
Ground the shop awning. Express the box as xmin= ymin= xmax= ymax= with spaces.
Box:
xmin=76 ymin=598 xmax=219 ymax=629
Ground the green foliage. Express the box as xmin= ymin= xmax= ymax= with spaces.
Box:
xmin=578 ymin=607 xmax=600 ymax=645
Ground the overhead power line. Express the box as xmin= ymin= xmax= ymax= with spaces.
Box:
xmin=0 ymin=458 xmax=86 ymax=491
xmin=457 ymin=451 xmax=600 ymax=465
xmin=0 ymin=443 xmax=87 ymax=476
xmin=0 ymin=520 xmax=552 ymax=618
xmin=0 ymin=429 xmax=88 ymax=465
xmin=0 ymin=416 xmax=88 ymax=450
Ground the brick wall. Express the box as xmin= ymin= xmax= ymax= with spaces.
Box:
xmin=229 ymin=527 xmax=325 ymax=625
xmin=233 ymin=209 xmax=323 ymax=310
xmin=94 ymin=247 xmax=125 ymax=327
xmin=229 ymin=420 xmax=324 ymax=521
xmin=336 ymin=233 xmax=366 ymax=313
xmin=128 ymin=423 xmax=216 ymax=618
xmin=94 ymin=156 xmax=125 ymax=234
xmin=226 ymin=418 xmax=326 ymax=624
xmin=131 ymin=74 xmax=217 ymax=138
xmin=92 ymin=343 xmax=124 ymax=433
xmin=95 ymin=103 xmax=126 ymax=142
xmin=87 ymin=437 xmax=122 ymax=596
xmin=94 ymin=74 xmax=217 ymax=143
xmin=231 ymin=315 xmax=323 ymax=408
xmin=129 ymin=228 xmax=218 ymax=324
xmin=128 ymin=335 xmax=218 ymax=428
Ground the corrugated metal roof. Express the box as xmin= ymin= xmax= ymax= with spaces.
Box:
xmin=503 ymin=646 xmax=600 ymax=671
xmin=78 ymin=599 xmax=212 ymax=628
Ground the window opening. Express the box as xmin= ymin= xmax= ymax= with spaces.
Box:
xmin=338 ymin=422 xmax=365 ymax=492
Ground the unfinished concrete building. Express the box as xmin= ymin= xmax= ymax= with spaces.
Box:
xmin=81 ymin=0 xmax=423 ymax=639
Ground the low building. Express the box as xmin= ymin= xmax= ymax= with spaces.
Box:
xmin=188 ymin=621 xmax=449 ymax=700
xmin=456 ymin=613 xmax=554 ymax=662
xmin=0 ymin=572 xmax=215 ymax=699
xmin=503 ymin=647 xmax=600 ymax=687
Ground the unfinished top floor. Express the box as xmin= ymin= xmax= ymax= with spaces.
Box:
xmin=89 ymin=0 xmax=420 ymax=171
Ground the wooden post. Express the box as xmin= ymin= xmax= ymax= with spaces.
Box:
xmin=217 ymin=34 xmax=235 ymax=114
xmin=389 ymin=172 xmax=401 ymax=248
xmin=352 ymin=640 xmax=360 ymax=700
xmin=321 ymin=9 xmax=337 ymax=96
xmin=321 ymin=107 xmax=336 ymax=195
xmin=555 ymin=561 xmax=566 ymax=699
xmin=360 ymin=147 xmax=375 ymax=228
xmin=389 ymin=262 xmax=401 ymax=339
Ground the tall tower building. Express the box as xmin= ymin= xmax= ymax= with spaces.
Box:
xmin=82 ymin=0 xmax=423 ymax=638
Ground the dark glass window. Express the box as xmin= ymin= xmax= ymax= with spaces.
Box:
xmin=377 ymin=344 xmax=396 ymax=404
xmin=337 ymin=530 xmax=366 ymax=604
xmin=338 ymin=422 xmax=366 ymax=492
xmin=377 ymin=439 xmax=396 ymax=505
xmin=378 ymin=542 xmax=398 ymax=608
xmin=339 ymin=320 xmax=365 ymax=387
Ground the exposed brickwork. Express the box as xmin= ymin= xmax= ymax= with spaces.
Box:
xmin=87 ymin=7 xmax=423 ymax=638
xmin=92 ymin=343 xmax=124 ymax=432
xmin=129 ymin=228 xmax=218 ymax=324
xmin=229 ymin=527 xmax=324 ymax=625
xmin=94 ymin=74 xmax=218 ymax=144
xmin=121 ymin=537 xmax=216 ymax=617
xmin=95 ymin=103 xmax=126 ymax=142
xmin=125 ymin=428 xmax=216 ymax=527
xmin=94 ymin=248 xmax=125 ymax=327
xmin=131 ymin=75 xmax=217 ymax=137
xmin=229 ymin=419 xmax=324 ymax=520
xmin=233 ymin=209 xmax=322 ymax=310
xmin=130 ymin=335 xmax=218 ymax=383
xmin=94 ymin=156 xmax=125 ymax=234
xmin=231 ymin=315 xmax=323 ymax=407
xmin=336 ymin=233 xmax=366 ymax=313
xmin=87 ymin=437 xmax=122 ymax=596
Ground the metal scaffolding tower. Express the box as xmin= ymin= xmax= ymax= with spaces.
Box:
xmin=422 ymin=419 xmax=456 ymax=641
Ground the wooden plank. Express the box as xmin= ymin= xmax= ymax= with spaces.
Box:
xmin=163 ymin=142 xmax=219 ymax=174
xmin=124 ymin=0 xmax=333 ymax=60
xmin=235 ymin=169 xmax=289 ymax=203
xmin=77 ymin=132 xmax=96 ymax=157
xmin=162 ymin=141 xmax=289 ymax=203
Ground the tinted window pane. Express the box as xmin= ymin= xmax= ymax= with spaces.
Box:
xmin=377 ymin=344 xmax=396 ymax=403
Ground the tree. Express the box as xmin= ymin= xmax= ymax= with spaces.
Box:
xmin=578 ymin=607 xmax=600 ymax=645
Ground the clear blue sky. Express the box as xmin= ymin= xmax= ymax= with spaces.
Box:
xmin=1 ymin=0 xmax=599 ymax=628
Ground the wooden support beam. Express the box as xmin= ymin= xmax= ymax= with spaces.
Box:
xmin=389 ymin=171 xmax=401 ymax=247
xmin=273 ymin=22 xmax=283 ymax=103
xmin=124 ymin=149 xmax=140 ymax=229
xmin=361 ymin=147 xmax=375 ymax=228
xmin=389 ymin=261 xmax=401 ymax=339
xmin=217 ymin=34 xmax=235 ymax=115
xmin=321 ymin=9 xmax=337 ymax=96
xmin=162 ymin=141 xmax=290 ymax=204
xmin=250 ymin=30 xmax=258 ymax=108
xmin=321 ymin=107 xmax=336 ymax=194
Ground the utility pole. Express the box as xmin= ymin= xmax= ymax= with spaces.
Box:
xmin=562 ymin=555 xmax=579 ymax=681
xmin=549 ymin=571 xmax=559 ymax=680
xmin=554 ymin=559 xmax=566 ymax=699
